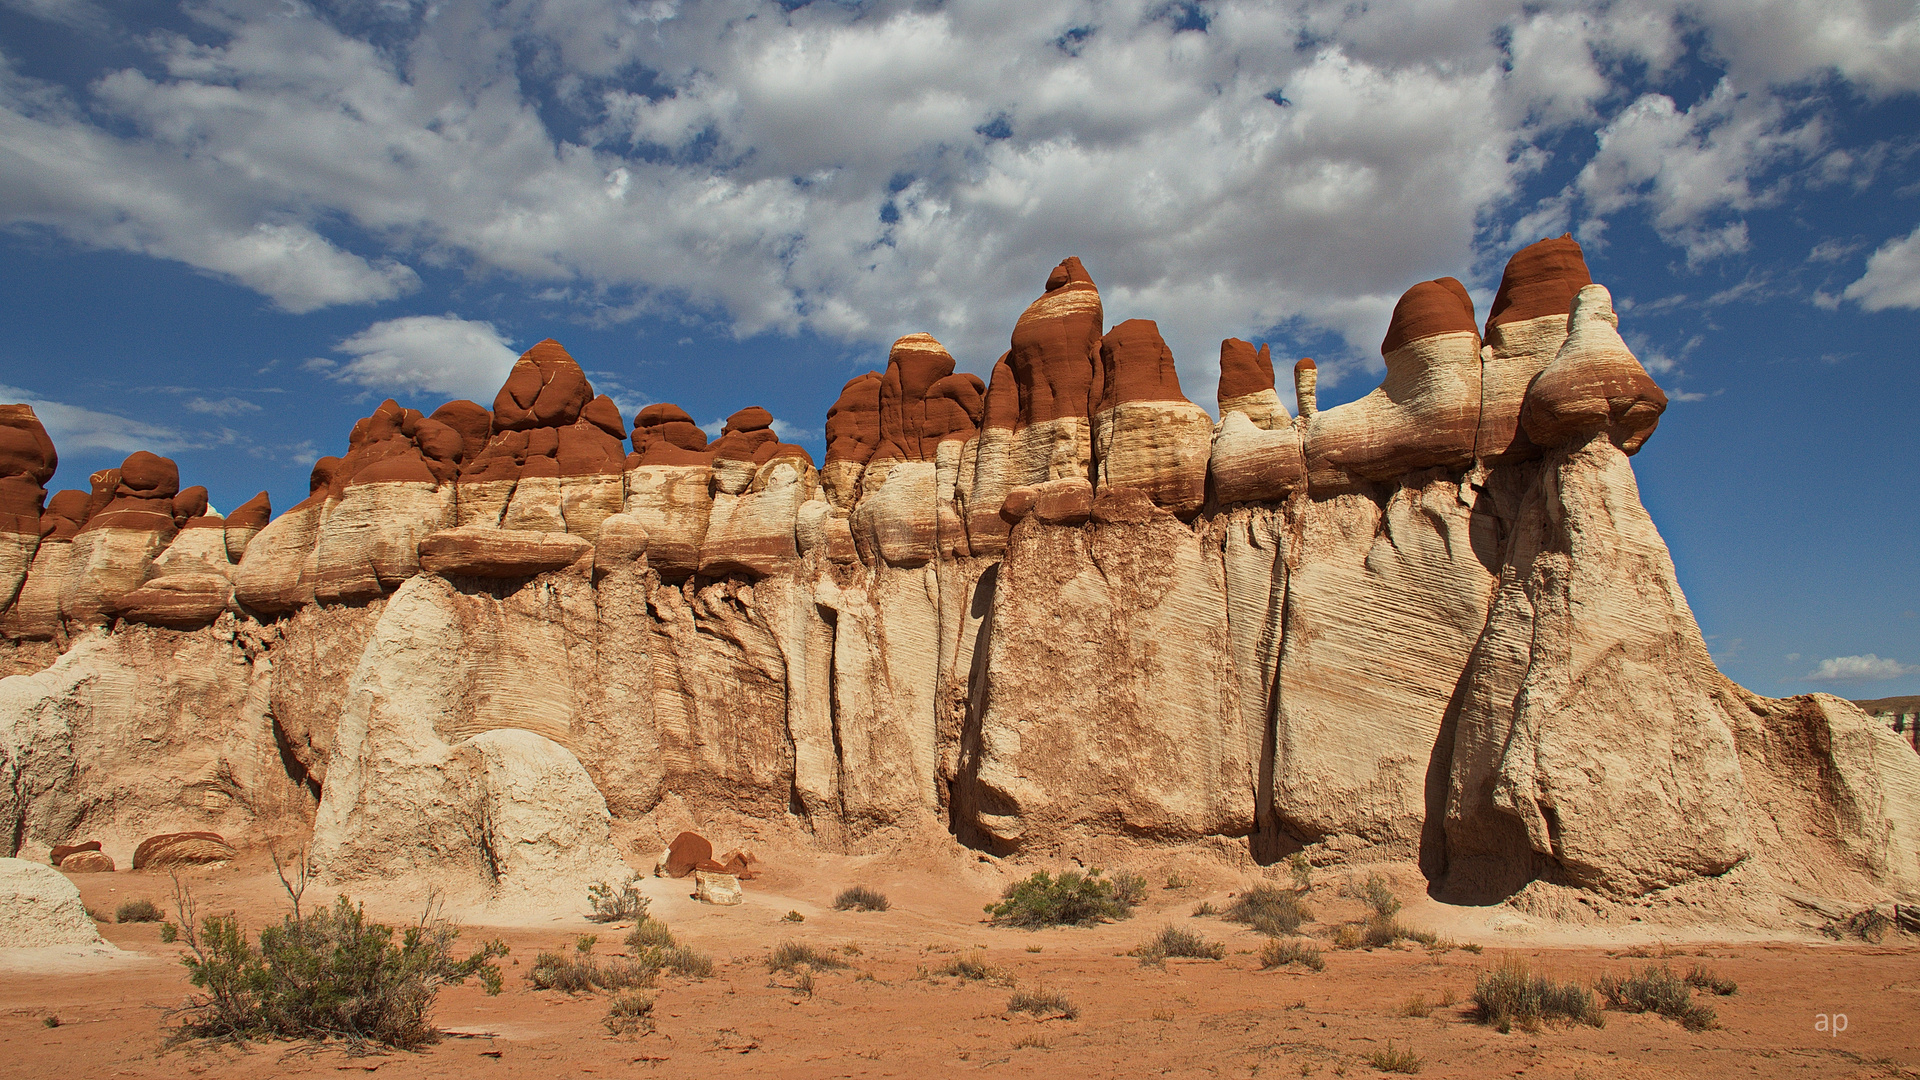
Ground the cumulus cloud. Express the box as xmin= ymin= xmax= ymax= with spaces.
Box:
xmin=325 ymin=315 xmax=521 ymax=404
xmin=0 ymin=0 xmax=1912 ymax=394
xmin=0 ymin=382 xmax=188 ymax=455
xmin=1806 ymin=654 xmax=1917 ymax=681
xmin=1843 ymin=224 xmax=1920 ymax=311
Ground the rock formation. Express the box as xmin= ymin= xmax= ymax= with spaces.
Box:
xmin=0 ymin=858 xmax=104 ymax=946
xmin=0 ymin=240 xmax=1913 ymax=927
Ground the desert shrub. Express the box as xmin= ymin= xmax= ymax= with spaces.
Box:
xmin=1471 ymin=959 xmax=1603 ymax=1033
xmin=1366 ymin=1041 xmax=1423 ymax=1074
xmin=1007 ymin=986 xmax=1077 ymax=1019
xmin=1360 ymin=915 xmax=1438 ymax=949
xmin=984 ymin=869 xmax=1141 ymax=928
xmin=1191 ymin=901 xmax=1218 ymax=917
xmin=585 ymin=877 xmax=649 ymax=924
xmin=653 ymin=943 xmax=715 ymax=979
xmin=1597 ymin=965 xmax=1717 ymax=1030
xmin=1132 ymin=925 xmax=1226 ymax=965
xmin=1225 ymin=885 xmax=1311 ymax=937
xmin=783 ymin=910 xmax=805 ymax=922
xmin=1684 ymin=965 xmax=1737 ymax=996
xmin=1287 ymin=853 xmax=1313 ymax=892
xmin=529 ymin=936 xmax=655 ymax=993
xmin=116 ymin=898 xmax=165 ymax=923
xmin=1258 ymin=938 xmax=1325 ymax=972
xmin=163 ymin=877 xmax=506 ymax=1050
xmin=937 ymin=952 xmax=1009 ymax=982
xmin=767 ymin=941 xmax=848 ymax=973
xmin=834 ymin=886 xmax=890 ymax=912
xmin=1164 ymin=871 xmax=1192 ymax=890
xmin=624 ymin=917 xmax=674 ymax=950
xmin=1400 ymin=993 xmax=1432 ymax=1018
xmin=602 ymin=989 xmax=655 ymax=1036
xmin=1356 ymin=873 xmax=1401 ymax=919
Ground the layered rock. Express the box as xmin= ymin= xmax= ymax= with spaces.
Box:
xmin=1089 ymin=320 xmax=1210 ymax=518
xmin=1521 ymin=285 xmax=1667 ymax=453
xmin=312 ymin=400 xmax=455 ymax=602
xmin=1305 ymin=279 xmax=1481 ymax=492
xmin=822 ymin=372 xmax=882 ymax=510
xmin=0 ymin=405 xmax=55 ymax=618
xmin=853 ymin=334 xmax=982 ymax=566
xmin=62 ymin=452 xmax=181 ymax=627
xmin=1478 ymin=235 xmax=1591 ymax=463
xmin=703 ymin=407 xmax=817 ymax=578
xmin=624 ymin=403 xmax=714 ymax=579
xmin=2 ymin=489 xmax=85 ymax=640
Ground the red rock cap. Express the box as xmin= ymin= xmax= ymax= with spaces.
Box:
xmin=824 ymin=372 xmax=883 ymax=466
xmin=1486 ymin=234 xmax=1592 ymax=334
xmin=1095 ymin=319 xmax=1188 ymax=411
xmin=1380 ymin=277 xmax=1477 ymax=356
xmin=1218 ymin=338 xmax=1275 ymax=403
xmin=493 ymin=339 xmax=593 ymax=431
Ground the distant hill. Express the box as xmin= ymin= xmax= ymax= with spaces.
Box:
xmin=1853 ymin=696 xmax=1920 ymax=715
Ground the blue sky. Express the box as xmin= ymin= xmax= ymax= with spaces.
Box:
xmin=0 ymin=0 xmax=1915 ymax=699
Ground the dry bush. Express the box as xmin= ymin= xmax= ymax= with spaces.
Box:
xmin=163 ymin=860 xmax=506 ymax=1050
xmin=937 ymin=952 xmax=1009 ymax=982
xmin=1355 ymin=873 xmax=1402 ymax=919
xmin=985 ymin=869 xmax=1142 ymax=928
xmin=1399 ymin=993 xmax=1432 ymax=1018
xmin=1333 ymin=924 xmax=1363 ymax=949
xmin=1360 ymin=915 xmax=1438 ymax=949
xmin=1597 ymin=964 xmax=1717 ymax=1030
xmin=834 ymin=886 xmax=890 ymax=912
xmin=585 ymin=878 xmax=649 ymax=923
xmin=1259 ymin=938 xmax=1325 ymax=972
xmin=767 ymin=942 xmax=848 ymax=973
xmin=602 ymin=990 xmax=654 ymax=1036
xmin=1191 ymin=901 xmax=1218 ymax=917
xmin=529 ymin=936 xmax=655 ymax=993
xmin=116 ymin=898 xmax=164 ymax=923
xmin=783 ymin=910 xmax=805 ymax=922
xmin=618 ymin=918 xmax=712 ymax=978
xmin=1225 ymin=885 xmax=1311 ymax=936
xmin=1366 ymin=1041 xmax=1422 ymax=1074
xmin=1007 ymin=986 xmax=1077 ymax=1019
xmin=1132 ymin=925 xmax=1226 ymax=966
xmin=1471 ymin=959 xmax=1603 ymax=1033
xmin=1288 ymin=853 xmax=1313 ymax=892
xmin=624 ymin=918 xmax=674 ymax=949
xmin=1684 ymin=965 xmax=1737 ymax=996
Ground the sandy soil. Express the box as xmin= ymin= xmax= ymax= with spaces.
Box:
xmin=2 ymin=849 xmax=1916 ymax=1080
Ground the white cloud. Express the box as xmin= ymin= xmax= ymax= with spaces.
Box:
xmin=0 ymin=382 xmax=188 ymax=456
xmin=183 ymin=395 xmax=262 ymax=416
xmin=0 ymin=0 xmax=1911 ymax=397
xmin=1842 ymin=224 xmax=1920 ymax=311
xmin=329 ymin=315 xmax=521 ymax=404
xmin=1806 ymin=654 xmax=1917 ymax=681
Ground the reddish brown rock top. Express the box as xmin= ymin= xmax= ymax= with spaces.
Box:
xmin=710 ymin=407 xmax=778 ymax=461
xmin=981 ymin=354 xmax=1018 ymax=431
xmin=631 ymin=403 xmax=713 ymax=467
xmin=825 ymin=372 xmax=883 ymax=466
xmin=1380 ymin=277 xmax=1477 ymax=356
xmin=1010 ymin=256 xmax=1102 ymax=426
xmin=225 ymin=492 xmax=272 ymax=531
xmin=1095 ymin=319 xmax=1188 ymax=410
xmin=428 ymin=401 xmax=493 ymax=465
xmin=39 ymin=489 xmax=89 ymax=540
xmin=1218 ymin=338 xmax=1275 ymax=402
xmin=493 ymin=339 xmax=593 ymax=431
xmin=1486 ymin=234 xmax=1592 ymax=333
xmin=1295 ymin=357 xmax=1317 ymax=371
xmin=81 ymin=452 xmax=182 ymax=534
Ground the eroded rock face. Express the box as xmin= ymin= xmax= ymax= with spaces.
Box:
xmin=2 ymin=254 xmax=1913 ymax=924
xmin=0 ymin=406 xmax=56 ymax=620
xmin=0 ymin=858 xmax=103 ymax=947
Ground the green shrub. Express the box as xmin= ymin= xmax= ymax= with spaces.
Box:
xmin=1598 ymin=964 xmax=1717 ymax=1030
xmin=1131 ymin=925 xmax=1226 ymax=966
xmin=1007 ymin=986 xmax=1076 ymax=1019
xmin=602 ymin=989 xmax=655 ymax=1036
xmin=116 ymin=898 xmax=164 ymax=923
xmin=163 ymin=881 xmax=506 ymax=1049
xmin=1225 ymin=885 xmax=1310 ymax=936
xmin=585 ymin=877 xmax=649 ymax=924
xmin=834 ymin=886 xmax=890 ymax=912
xmin=1684 ymin=965 xmax=1737 ymax=996
xmin=984 ymin=869 xmax=1142 ymax=928
xmin=1258 ymin=938 xmax=1325 ymax=972
xmin=767 ymin=942 xmax=848 ymax=973
xmin=1356 ymin=873 xmax=1401 ymax=919
xmin=1366 ymin=1041 xmax=1422 ymax=1074
xmin=529 ymin=935 xmax=654 ymax=993
xmin=1471 ymin=959 xmax=1603 ymax=1033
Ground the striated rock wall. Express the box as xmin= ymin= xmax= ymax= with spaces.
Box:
xmin=1 ymin=238 xmax=1915 ymax=918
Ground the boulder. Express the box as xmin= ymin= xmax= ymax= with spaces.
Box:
xmin=1305 ymin=278 xmax=1481 ymax=492
xmin=59 ymin=850 xmax=114 ymax=873
xmin=0 ymin=858 xmax=103 ymax=946
xmin=693 ymin=870 xmax=742 ymax=905
xmin=115 ymin=573 xmax=233 ymax=629
xmin=493 ymin=339 xmax=592 ymax=430
xmin=1217 ymin=338 xmax=1286 ymax=429
xmin=663 ymin=831 xmax=713 ymax=878
xmin=132 ymin=831 xmax=234 ymax=869
xmin=49 ymin=840 xmax=101 ymax=865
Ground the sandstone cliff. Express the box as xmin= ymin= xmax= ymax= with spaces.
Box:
xmin=1 ymin=238 xmax=1913 ymax=922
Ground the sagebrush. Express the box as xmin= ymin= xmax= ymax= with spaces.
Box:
xmin=116 ymin=898 xmax=164 ymax=923
xmin=163 ymin=860 xmax=506 ymax=1050
xmin=585 ymin=878 xmax=649 ymax=923
xmin=1008 ymin=986 xmax=1077 ymax=1019
xmin=1132 ymin=925 xmax=1226 ymax=966
xmin=834 ymin=885 xmax=890 ymax=912
xmin=1224 ymin=885 xmax=1310 ymax=936
xmin=1598 ymin=964 xmax=1717 ymax=1030
xmin=1258 ymin=938 xmax=1325 ymax=972
xmin=767 ymin=941 xmax=848 ymax=972
xmin=985 ymin=869 xmax=1145 ymax=928
xmin=529 ymin=935 xmax=655 ymax=993
xmin=1471 ymin=959 xmax=1603 ymax=1033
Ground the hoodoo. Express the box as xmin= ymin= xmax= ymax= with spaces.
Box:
xmin=1 ymin=240 xmax=1914 ymax=924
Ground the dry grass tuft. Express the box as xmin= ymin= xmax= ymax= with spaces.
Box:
xmin=834 ymin=886 xmax=890 ymax=912
xmin=1225 ymin=885 xmax=1311 ymax=936
xmin=1132 ymin=925 xmax=1226 ymax=966
xmin=1259 ymin=938 xmax=1326 ymax=972
xmin=1366 ymin=1041 xmax=1422 ymax=1074
xmin=115 ymin=898 xmax=164 ymax=923
xmin=1598 ymin=964 xmax=1718 ymax=1030
xmin=768 ymin=941 xmax=849 ymax=973
xmin=1008 ymin=985 xmax=1077 ymax=1019
xmin=1471 ymin=959 xmax=1603 ymax=1033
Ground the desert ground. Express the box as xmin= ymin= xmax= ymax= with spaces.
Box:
xmin=1 ymin=847 xmax=1914 ymax=1080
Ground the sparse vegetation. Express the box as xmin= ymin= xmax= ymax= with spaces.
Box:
xmin=42 ymin=1016 xmax=58 ymax=1028
xmin=1597 ymin=964 xmax=1718 ymax=1030
xmin=1399 ymin=993 xmax=1431 ymax=1018
xmin=116 ymin=898 xmax=164 ymax=923
xmin=602 ymin=989 xmax=654 ymax=1036
xmin=1165 ymin=871 xmax=1193 ymax=890
xmin=767 ymin=942 xmax=849 ymax=973
xmin=1333 ymin=924 xmax=1363 ymax=949
xmin=1191 ymin=901 xmax=1218 ymax=917
xmin=1007 ymin=986 xmax=1077 ymax=1019
xmin=1259 ymin=938 xmax=1326 ymax=972
xmin=1355 ymin=873 xmax=1401 ymax=919
xmin=529 ymin=935 xmax=655 ymax=993
xmin=784 ymin=910 xmax=805 ymax=922
xmin=937 ymin=951 xmax=1009 ymax=982
xmin=1358 ymin=915 xmax=1438 ymax=949
xmin=163 ymin=859 xmax=507 ymax=1050
xmin=1288 ymin=853 xmax=1313 ymax=893
xmin=616 ymin=917 xmax=713 ymax=978
xmin=984 ymin=869 xmax=1143 ymax=928
xmin=834 ymin=886 xmax=891 ymax=912
xmin=1684 ymin=965 xmax=1737 ymax=996
xmin=1225 ymin=885 xmax=1311 ymax=936
xmin=1131 ymin=925 xmax=1226 ymax=966
xmin=624 ymin=918 xmax=674 ymax=950
xmin=1011 ymin=1032 xmax=1051 ymax=1050
xmin=585 ymin=877 xmax=649 ymax=923
xmin=1365 ymin=1041 xmax=1423 ymax=1074
xmin=1470 ymin=959 xmax=1604 ymax=1033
